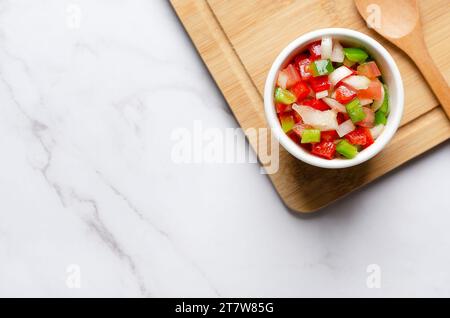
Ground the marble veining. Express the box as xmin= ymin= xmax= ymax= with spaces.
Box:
xmin=0 ymin=0 xmax=449 ymax=297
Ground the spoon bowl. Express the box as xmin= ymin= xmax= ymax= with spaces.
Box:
xmin=354 ymin=0 xmax=450 ymax=119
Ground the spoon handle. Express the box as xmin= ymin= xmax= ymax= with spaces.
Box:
xmin=408 ymin=46 xmax=450 ymax=119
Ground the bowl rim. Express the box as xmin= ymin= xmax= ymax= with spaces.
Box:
xmin=264 ymin=27 xmax=404 ymax=169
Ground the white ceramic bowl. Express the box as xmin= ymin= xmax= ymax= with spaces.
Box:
xmin=264 ymin=28 xmax=404 ymax=169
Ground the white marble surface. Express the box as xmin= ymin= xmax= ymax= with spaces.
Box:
xmin=0 ymin=0 xmax=449 ymax=297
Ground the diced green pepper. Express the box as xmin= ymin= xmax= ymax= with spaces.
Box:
xmin=378 ymin=84 xmax=389 ymax=114
xmin=345 ymin=98 xmax=366 ymax=123
xmin=280 ymin=115 xmax=295 ymax=133
xmin=336 ymin=140 xmax=358 ymax=159
xmin=375 ymin=110 xmax=387 ymax=125
xmin=343 ymin=47 xmax=368 ymax=63
xmin=301 ymin=129 xmax=321 ymax=143
xmin=275 ymin=87 xmax=297 ymax=104
xmin=309 ymin=59 xmax=334 ymax=77
xmin=281 ymin=121 xmax=294 ymax=133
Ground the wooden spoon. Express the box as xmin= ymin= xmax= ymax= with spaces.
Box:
xmin=354 ymin=0 xmax=450 ymax=119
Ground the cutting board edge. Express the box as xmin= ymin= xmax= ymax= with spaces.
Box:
xmin=283 ymin=108 xmax=450 ymax=213
xmin=170 ymin=0 xmax=450 ymax=213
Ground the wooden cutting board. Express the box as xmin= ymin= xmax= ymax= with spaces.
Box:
xmin=171 ymin=0 xmax=450 ymax=212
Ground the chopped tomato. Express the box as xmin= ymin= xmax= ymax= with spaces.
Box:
xmin=308 ymin=41 xmax=321 ymax=60
xmin=345 ymin=128 xmax=366 ymax=146
xmin=277 ymin=64 xmax=301 ymax=89
xmin=309 ymin=75 xmax=330 ymax=92
xmin=311 ymin=141 xmax=336 ymax=160
xmin=300 ymin=142 xmax=312 ymax=152
xmin=334 ymin=84 xmax=356 ymax=104
xmin=357 ymin=79 xmax=382 ymax=100
xmin=363 ymin=128 xmax=374 ymax=147
xmin=302 ymin=98 xmax=330 ymax=111
xmin=296 ymin=57 xmax=313 ymax=81
xmin=321 ymin=130 xmax=339 ymax=142
xmin=337 ymin=112 xmax=350 ymax=124
xmin=287 ymin=130 xmax=301 ymax=144
xmin=345 ymin=127 xmax=374 ymax=148
xmin=290 ymin=81 xmax=310 ymax=101
xmin=275 ymin=102 xmax=291 ymax=113
xmin=357 ymin=107 xmax=375 ymax=128
xmin=293 ymin=53 xmax=308 ymax=66
xmin=357 ymin=61 xmax=381 ymax=79
xmin=293 ymin=110 xmax=303 ymax=123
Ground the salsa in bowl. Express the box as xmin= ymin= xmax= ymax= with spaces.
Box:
xmin=264 ymin=28 xmax=404 ymax=169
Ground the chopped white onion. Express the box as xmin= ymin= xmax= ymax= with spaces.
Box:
xmin=331 ymin=41 xmax=344 ymax=63
xmin=342 ymin=75 xmax=371 ymax=90
xmin=322 ymin=97 xmax=347 ymax=113
xmin=328 ymin=66 xmax=353 ymax=86
xmin=277 ymin=72 xmax=288 ymax=89
xmin=336 ymin=119 xmax=356 ymax=137
xmin=371 ymin=84 xmax=386 ymax=111
xmin=359 ymin=98 xmax=373 ymax=106
xmin=292 ymin=104 xmax=338 ymax=131
xmin=321 ymin=36 xmax=332 ymax=60
xmin=316 ymin=90 xmax=328 ymax=99
xmin=292 ymin=123 xmax=312 ymax=136
xmin=370 ymin=124 xmax=385 ymax=139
